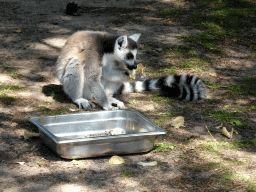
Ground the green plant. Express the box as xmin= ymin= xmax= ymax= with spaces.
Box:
xmin=160 ymin=8 xmax=184 ymax=16
xmin=183 ymin=0 xmax=255 ymax=54
xmin=176 ymin=154 xmax=187 ymax=159
xmin=79 ymin=169 xmax=87 ymax=173
xmin=153 ymin=110 xmax=176 ymax=125
xmin=152 ymin=143 xmax=176 ymax=152
xmin=0 ymin=83 xmax=25 ymax=91
xmin=35 ymin=54 xmax=51 ymax=60
xmin=9 ymin=72 xmax=24 ymax=79
xmin=2 ymin=66 xmax=14 ymax=71
xmin=121 ymin=171 xmax=137 ymax=178
xmin=150 ymin=94 xmax=175 ymax=105
xmin=204 ymin=109 xmax=248 ymax=127
xmin=0 ymin=95 xmax=16 ymax=101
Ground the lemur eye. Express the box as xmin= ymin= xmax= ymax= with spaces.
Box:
xmin=126 ymin=52 xmax=134 ymax=60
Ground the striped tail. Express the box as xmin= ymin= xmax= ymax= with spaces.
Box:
xmin=121 ymin=74 xmax=207 ymax=101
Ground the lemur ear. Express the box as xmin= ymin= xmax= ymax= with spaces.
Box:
xmin=129 ymin=33 xmax=141 ymax=42
xmin=116 ymin=36 xmax=128 ymax=50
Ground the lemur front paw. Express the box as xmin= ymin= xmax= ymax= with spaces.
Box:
xmin=108 ymin=97 xmax=126 ymax=110
xmin=74 ymin=98 xmax=95 ymax=110
xmin=115 ymin=101 xmax=126 ymax=109
xmin=103 ymin=102 xmax=126 ymax=111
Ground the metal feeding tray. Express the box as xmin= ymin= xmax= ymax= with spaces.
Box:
xmin=30 ymin=110 xmax=166 ymax=159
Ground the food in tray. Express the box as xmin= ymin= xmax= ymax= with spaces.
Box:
xmin=88 ymin=129 xmax=126 ymax=137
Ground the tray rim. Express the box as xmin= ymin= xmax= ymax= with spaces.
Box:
xmin=29 ymin=110 xmax=166 ymax=144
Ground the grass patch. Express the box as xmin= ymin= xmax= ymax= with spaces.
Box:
xmin=0 ymin=83 xmax=24 ymax=102
xmin=176 ymin=154 xmax=187 ymax=159
xmin=128 ymin=98 xmax=139 ymax=105
xmin=36 ymin=106 xmax=70 ymax=116
xmin=225 ymin=77 xmax=256 ymax=97
xmin=162 ymin=45 xmax=210 ymax=72
xmin=35 ymin=54 xmax=51 ymax=60
xmin=110 ymin=18 xmax=124 ymax=25
xmin=182 ymin=0 xmax=256 ymax=54
xmin=190 ymin=159 xmax=256 ymax=190
xmin=162 ymin=67 xmax=179 ymax=75
xmin=180 ymin=57 xmax=209 ymax=73
xmin=152 ymin=143 xmax=177 ymax=152
xmin=0 ymin=66 xmax=24 ymax=79
xmin=229 ymin=140 xmax=256 ymax=149
xmin=79 ymin=169 xmax=86 ymax=173
xmin=0 ymin=95 xmax=16 ymax=101
xmin=196 ymin=139 xmax=256 ymax=151
xmin=204 ymin=80 xmax=222 ymax=89
xmin=229 ymin=160 xmax=245 ymax=165
xmin=35 ymin=106 xmax=52 ymax=112
xmin=189 ymin=138 xmax=256 ymax=190
xmin=1 ymin=66 xmax=15 ymax=71
xmin=248 ymin=53 xmax=256 ymax=58
xmin=145 ymin=66 xmax=179 ymax=78
xmin=159 ymin=8 xmax=184 ymax=16
xmin=204 ymin=109 xmax=248 ymax=128
xmin=163 ymin=45 xmax=192 ymax=56
xmin=0 ymin=83 xmax=25 ymax=91
xmin=121 ymin=171 xmax=138 ymax=178
xmin=197 ymin=141 xmax=223 ymax=157
xmin=150 ymin=94 xmax=175 ymax=105
xmin=190 ymin=162 xmax=222 ymax=172
xmin=181 ymin=30 xmax=225 ymax=53
xmin=248 ymin=105 xmax=256 ymax=111
xmin=9 ymin=72 xmax=24 ymax=79
xmin=153 ymin=110 xmax=176 ymax=125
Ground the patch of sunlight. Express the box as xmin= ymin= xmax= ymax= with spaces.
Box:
xmin=17 ymin=92 xmax=53 ymax=101
xmin=15 ymin=106 xmax=35 ymax=112
xmin=0 ymin=74 xmax=12 ymax=82
xmin=31 ymin=42 xmax=53 ymax=51
xmin=43 ymin=37 xmax=67 ymax=49
xmin=49 ymin=183 xmax=88 ymax=192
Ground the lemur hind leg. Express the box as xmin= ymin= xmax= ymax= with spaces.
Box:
xmin=62 ymin=58 xmax=95 ymax=110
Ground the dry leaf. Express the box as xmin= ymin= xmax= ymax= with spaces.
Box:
xmin=232 ymin=128 xmax=238 ymax=134
xmin=109 ymin=155 xmax=125 ymax=165
xmin=14 ymin=29 xmax=22 ymax=33
xmin=137 ymin=161 xmax=157 ymax=166
xmin=24 ymin=130 xmax=39 ymax=140
xmin=171 ymin=116 xmax=184 ymax=128
xmin=69 ymin=108 xmax=79 ymax=112
xmin=222 ymin=127 xmax=233 ymax=139
xmin=215 ymin=123 xmax=223 ymax=129
xmin=17 ymin=162 xmax=25 ymax=165
xmin=209 ymin=73 xmax=217 ymax=77
xmin=130 ymin=70 xmax=136 ymax=79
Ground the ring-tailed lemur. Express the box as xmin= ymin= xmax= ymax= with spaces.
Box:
xmin=56 ymin=31 xmax=207 ymax=110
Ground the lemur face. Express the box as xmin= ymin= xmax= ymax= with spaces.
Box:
xmin=123 ymin=49 xmax=138 ymax=70
xmin=114 ymin=33 xmax=141 ymax=70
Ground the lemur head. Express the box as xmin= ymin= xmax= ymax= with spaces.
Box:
xmin=114 ymin=33 xmax=141 ymax=70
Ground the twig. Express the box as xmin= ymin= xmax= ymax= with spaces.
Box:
xmin=201 ymin=116 xmax=216 ymax=141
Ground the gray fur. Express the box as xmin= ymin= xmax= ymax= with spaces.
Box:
xmin=56 ymin=31 xmax=140 ymax=110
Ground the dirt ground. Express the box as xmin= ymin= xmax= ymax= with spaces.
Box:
xmin=0 ymin=0 xmax=256 ymax=191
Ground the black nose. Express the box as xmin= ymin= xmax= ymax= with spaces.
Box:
xmin=126 ymin=61 xmax=138 ymax=70
xmin=127 ymin=64 xmax=137 ymax=70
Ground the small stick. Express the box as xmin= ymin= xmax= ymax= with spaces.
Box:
xmin=201 ymin=116 xmax=216 ymax=141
